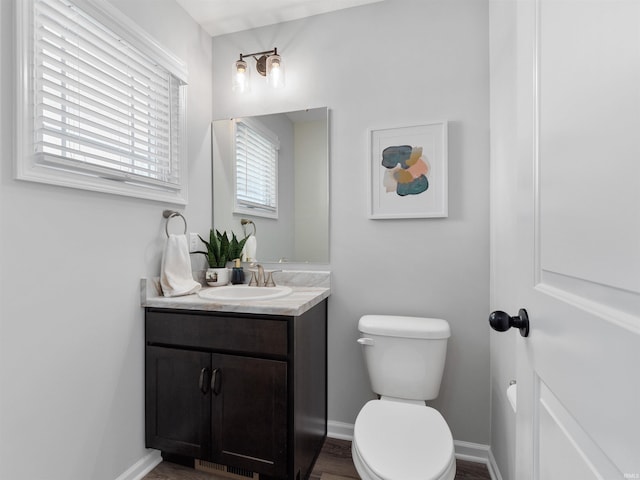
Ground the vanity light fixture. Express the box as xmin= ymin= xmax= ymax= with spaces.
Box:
xmin=233 ymin=48 xmax=284 ymax=92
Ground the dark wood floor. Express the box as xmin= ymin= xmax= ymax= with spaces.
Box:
xmin=143 ymin=438 xmax=491 ymax=480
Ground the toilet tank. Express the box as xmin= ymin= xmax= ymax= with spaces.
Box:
xmin=358 ymin=315 xmax=450 ymax=401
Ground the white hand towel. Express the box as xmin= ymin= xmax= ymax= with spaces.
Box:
xmin=160 ymin=234 xmax=201 ymax=297
xmin=242 ymin=235 xmax=257 ymax=262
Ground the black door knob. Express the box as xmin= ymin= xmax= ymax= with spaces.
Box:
xmin=489 ymin=309 xmax=530 ymax=337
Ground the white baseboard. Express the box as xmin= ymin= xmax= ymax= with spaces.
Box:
xmin=327 ymin=420 xmax=503 ymax=480
xmin=122 ymin=426 xmax=504 ymax=480
xmin=115 ymin=450 xmax=162 ymax=480
xmin=453 ymin=441 xmax=503 ymax=480
xmin=487 ymin=448 xmax=504 ymax=480
xmin=327 ymin=419 xmax=355 ymax=440
xmin=454 ymin=439 xmax=489 ymax=463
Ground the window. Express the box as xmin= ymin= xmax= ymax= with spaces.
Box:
xmin=16 ymin=0 xmax=188 ymax=203
xmin=234 ymin=118 xmax=279 ymax=218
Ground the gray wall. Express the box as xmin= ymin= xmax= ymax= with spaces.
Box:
xmin=0 ymin=1 xmax=213 ymax=478
xmin=212 ymin=0 xmax=491 ymax=445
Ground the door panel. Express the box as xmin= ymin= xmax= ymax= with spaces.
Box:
xmin=145 ymin=346 xmax=211 ymax=459
xmin=537 ymin=380 xmax=620 ymax=480
xmin=511 ymin=0 xmax=640 ymax=478
xmin=211 ymin=354 xmax=287 ymax=477
xmin=537 ymin=0 xmax=640 ymax=298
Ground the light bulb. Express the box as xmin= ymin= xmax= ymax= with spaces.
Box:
xmin=232 ymin=59 xmax=250 ymax=93
xmin=266 ymin=54 xmax=285 ymax=89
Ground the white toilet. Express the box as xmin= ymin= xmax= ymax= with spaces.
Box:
xmin=352 ymin=315 xmax=456 ymax=480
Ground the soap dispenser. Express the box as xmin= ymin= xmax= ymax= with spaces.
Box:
xmin=231 ymin=258 xmax=245 ymax=285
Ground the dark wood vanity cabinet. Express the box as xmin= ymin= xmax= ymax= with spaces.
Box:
xmin=145 ymin=300 xmax=327 ymax=480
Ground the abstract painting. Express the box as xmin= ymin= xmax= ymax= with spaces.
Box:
xmin=369 ymin=122 xmax=448 ymax=219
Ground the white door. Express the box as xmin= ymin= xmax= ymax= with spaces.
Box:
xmin=499 ymin=0 xmax=640 ymax=478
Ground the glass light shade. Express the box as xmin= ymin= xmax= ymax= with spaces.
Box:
xmin=266 ymin=54 xmax=285 ymax=88
xmin=232 ymin=59 xmax=250 ymax=93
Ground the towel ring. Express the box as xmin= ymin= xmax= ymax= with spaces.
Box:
xmin=241 ymin=218 xmax=256 ymax=236
xmin=163 ymin=210 xmax=187 ymax=237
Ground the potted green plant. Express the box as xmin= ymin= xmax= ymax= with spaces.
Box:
xmin=197 ymin=230 xmax=248 ymax=286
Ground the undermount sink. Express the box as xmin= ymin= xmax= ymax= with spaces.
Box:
xmin=197 ymin=285 xmax=293 ymax=302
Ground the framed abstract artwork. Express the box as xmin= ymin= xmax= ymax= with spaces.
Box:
xmin=368 ymin=122 xmax=448 ymax=219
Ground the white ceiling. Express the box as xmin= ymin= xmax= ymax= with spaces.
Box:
xmin=176 ymin=0 xmax=383 ymax=37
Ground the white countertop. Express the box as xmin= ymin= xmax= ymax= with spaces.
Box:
xmin=140 ymin=271 xmax=330 ymax=316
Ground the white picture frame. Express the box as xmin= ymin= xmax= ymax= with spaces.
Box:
xmin=368 ymin=122 xmax=448 ymax=219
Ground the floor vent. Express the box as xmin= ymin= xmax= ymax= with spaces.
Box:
xmin=195 ymin=459 xmax=259 ymax=479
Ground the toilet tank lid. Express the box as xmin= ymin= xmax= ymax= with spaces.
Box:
xmin=359 ymin=315 xmax=451 ymax=339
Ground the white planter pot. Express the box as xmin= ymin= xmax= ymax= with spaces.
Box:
xmin=205 ymin=267 xmax=230 ymax=287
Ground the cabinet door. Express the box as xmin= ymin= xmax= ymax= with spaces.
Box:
xmin=146 ymin=346 xmax=212 ymax=459
xmin=211 ymin=354 xmax=288 ymax=478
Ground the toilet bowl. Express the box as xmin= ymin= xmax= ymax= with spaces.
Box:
xmin=352 ymin=315 xmax=456 ymax=480
xmin=352 ymin=400 xmax=455 ymax=480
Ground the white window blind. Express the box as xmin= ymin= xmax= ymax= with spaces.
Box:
xmin=234 ymin=119 xmax=279 ymax=217
xmin=17 ymin=0 xmax=188 ymax=203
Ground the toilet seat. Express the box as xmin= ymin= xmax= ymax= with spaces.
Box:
xmin=352 ymin=400 xmax=456 ymax=480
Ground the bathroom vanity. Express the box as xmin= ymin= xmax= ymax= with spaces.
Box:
xmin=142 ymin=277 xmax=329 ymax=480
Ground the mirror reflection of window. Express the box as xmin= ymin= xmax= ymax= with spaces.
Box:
xmin=234 ymin=118 xmax=279 ymax=218
xmin=212 ymin=107 xmax=329 ymax=263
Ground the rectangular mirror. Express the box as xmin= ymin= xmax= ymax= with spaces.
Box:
xmin=212 ymin=107 xmax=329 ymax=263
